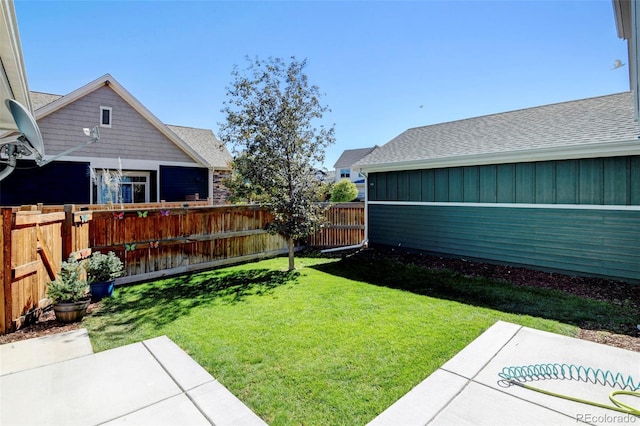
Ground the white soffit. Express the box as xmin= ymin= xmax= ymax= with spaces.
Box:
xmin=0 ymin=0 xmax=32 ymax=134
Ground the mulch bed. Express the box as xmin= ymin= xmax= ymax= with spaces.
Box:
xmin=0 ymin=303 xmax=100 ymax=345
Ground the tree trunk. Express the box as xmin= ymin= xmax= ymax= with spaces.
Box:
xmin=288 ymin=237 xmax=295 ymax=271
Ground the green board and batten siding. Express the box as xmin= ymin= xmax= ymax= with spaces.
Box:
xmin=367 ymin=156 xmax=640 ymax=282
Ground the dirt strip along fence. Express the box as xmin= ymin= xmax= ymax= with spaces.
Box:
xmin=1 ymin=202 xmax=364 ymax=334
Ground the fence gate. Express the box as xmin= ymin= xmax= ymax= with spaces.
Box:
xmin=1 ymin=209 xmax=67 ymax=333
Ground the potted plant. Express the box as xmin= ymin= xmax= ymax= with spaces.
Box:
xmin=47 ymin=257 xmax=90 ymax=323
xmin=86 ymin=251 xmax=124 ymax=301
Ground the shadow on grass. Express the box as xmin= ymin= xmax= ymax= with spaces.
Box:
xmin=93 ymin=268 xmax=299 ymax=333
xmin=312 ymin=255 xmax=639 ymax=336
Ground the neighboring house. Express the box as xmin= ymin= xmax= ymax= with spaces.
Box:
xmin=354 ymin=92 xmax=640 ymax=282
xmin=333 ymin=146 xmax=377 ymax=200
xmin=0 ymin=74 xmax=232 ymax=205
xmin=166 ymin=125 xmax=231 ymax=205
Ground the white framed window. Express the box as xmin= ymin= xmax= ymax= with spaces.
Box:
xmin=93 ymin=171 xmax=150 ymax=204
xmin=340 ymin=168 xmax=350 ymax=179
xmin=100 ymin=106 xmax=112 ymax=128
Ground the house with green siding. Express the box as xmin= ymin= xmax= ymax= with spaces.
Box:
xmin=354 ymin=92 xmax=639 ymax=282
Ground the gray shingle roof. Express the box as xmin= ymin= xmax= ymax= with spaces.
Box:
xmin=355 ymin=92 xmax=638 ymax=168
xmin=167 ymin=125 xmax=232 ymax=170
xmin=30 ymin=92 xmax=62 ymax=110
xmin=334 ymin=146 xmax=378 ymax=168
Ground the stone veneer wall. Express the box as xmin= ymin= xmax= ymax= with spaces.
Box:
xmin=212 ymin=170 xmax=232 ymax=205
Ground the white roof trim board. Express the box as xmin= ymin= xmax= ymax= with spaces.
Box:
xmin=356 ymin=92 xmax=640 ymax=172
xmin=34 ymin=74 xmax=214 ymax=169
xmin=0 ymin=0 xmax=32 ymax=134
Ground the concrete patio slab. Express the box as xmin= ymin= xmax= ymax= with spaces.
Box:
xmin=0 ymin=334 xmax=267 ymax=426
xmin=102 ymin=394 xmax=212 ymax=425
xmin=142 ymin=335 xmax=213 ymax=391
xmin=189 ymin=380 xmax=270 ymax=426
xmin=0 ymin=328 xmax=93 ymax=376
xmin=2 ymin=322 xmax=637 ymax=425
xmin=369 ymin=321 xmax=640 ymax=426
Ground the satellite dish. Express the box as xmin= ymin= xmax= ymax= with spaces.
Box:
xmin=4 ymin=98 xmax=45 ymax=162
xmin=0 ymin=98 xmax=100 ymax=181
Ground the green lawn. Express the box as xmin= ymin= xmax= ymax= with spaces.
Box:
xmin=83 ymin=255 xmax=635 ymax=425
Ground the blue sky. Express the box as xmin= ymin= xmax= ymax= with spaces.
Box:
xmin=14 ymin=0 xmax=630 ymax=169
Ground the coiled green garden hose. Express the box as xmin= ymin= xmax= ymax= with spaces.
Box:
xmin=499 ymin=363 xmax=640 ymax=416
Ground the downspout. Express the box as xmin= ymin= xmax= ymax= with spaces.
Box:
xmin=632 ymin=0 xmax=640 ymax=121
xmin=208 ymin=167 xmax=214 ymax=205
xmin=361 ymin=168 xmax=369 ymax=246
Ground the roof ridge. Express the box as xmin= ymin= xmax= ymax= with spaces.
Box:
xmin=166 ymin=123 xmax=211 ymax=131
xmin=30 ymin=90 xmax=62 ymax=96
xmin=405 ymin=91 xmax=633 ymax=132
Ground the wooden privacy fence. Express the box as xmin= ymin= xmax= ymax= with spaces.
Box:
xmin=87 ymin=205 xmax=289 ymax=284
xmin=307 ymin=203 xmax=365 ymax=248
xmin=0 ymin=207 xmax=91 ymax=334
xmin=1 ymin=203 xmax=365 ymax=333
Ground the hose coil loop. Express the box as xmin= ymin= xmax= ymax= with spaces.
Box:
xmin=499 ymin=363 xmax=639 ymax=416
xmin=499 ymin=363 xmax=640 ymax=391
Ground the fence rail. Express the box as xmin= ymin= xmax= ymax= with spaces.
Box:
xmin=307 ymin=203 xmax=365 ymax=248
xmin=36 ymin=200 xmax=211 ymax=214
xmin=1 ymin=202 xmax=365 ymax=334
xmin=86 ymin=205 xmax=289 ymax=283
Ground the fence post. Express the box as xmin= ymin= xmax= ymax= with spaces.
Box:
xmin=1 ymin=208 xmax=14 ymax=334
xmin=62 ymin=204 xmax=75 ymax=260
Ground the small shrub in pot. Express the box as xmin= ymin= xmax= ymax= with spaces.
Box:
xmin=47 ymin=257 xmax=90 ymax=322
xmin=86 ymin=251 xmax=124 ymax=300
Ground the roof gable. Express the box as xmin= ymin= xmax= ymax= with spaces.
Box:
xmin=356 ymin=92 xmax=640 ymax=171
xmin=334 ymin=146 xmax=378 ymax=168
xmin=32 ymin=74 xmax=212 ymax=167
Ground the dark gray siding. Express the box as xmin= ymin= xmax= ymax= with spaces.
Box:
xmin=368 ymin=204 xmax=639 ymax=281
xmin=0 ymin=160 xmax=90 ymax=205
xmin=159 ymin=165 xmax=208 ymax=202
xmin=368 ymin=156 xmax=640 ymax=205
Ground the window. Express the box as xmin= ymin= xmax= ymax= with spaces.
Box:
xmin=100 ymin=106 xmax=112 ymax=128
xmin=93 ymin=171 xmax=149 ymax=204
xmin=340 ymin=168 xmax=350 ymax=179
xmin=120 ymin=175 xmax=148 ymax=203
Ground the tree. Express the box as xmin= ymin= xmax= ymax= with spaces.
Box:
xmin=331 ymin=179 xmax=358 ymax=202
xmin=219 ymin=56 xmax=335 ymax=270
xmin=222 ymin=153 xmax=264 ymax=204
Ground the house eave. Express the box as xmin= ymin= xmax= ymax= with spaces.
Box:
xmin=356 ymin=139 xmax=640 ymax=173
xmin=613 ymin=0 xmax=632 ymax=39
xmin=0 ymin=0 xmax=32 ymax=135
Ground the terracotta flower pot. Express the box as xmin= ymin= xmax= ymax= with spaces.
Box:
xmin=52 ymin=298 xmax=90 ymax=323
